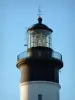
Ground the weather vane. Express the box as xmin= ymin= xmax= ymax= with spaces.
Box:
xmin=37 ymin=7 xmax=43 ymax=17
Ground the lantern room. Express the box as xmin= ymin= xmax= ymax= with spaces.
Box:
xmin=27 ymin=17 xmax=53 ymax=48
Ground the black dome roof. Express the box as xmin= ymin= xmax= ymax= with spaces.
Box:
xmin=27 ymin=17 xmax=53 ymax=32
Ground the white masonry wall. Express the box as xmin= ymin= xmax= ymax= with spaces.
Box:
xmin=19 ymin=81 xmax=61 ymax=100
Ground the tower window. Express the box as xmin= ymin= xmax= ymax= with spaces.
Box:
xmin=28 ymin=30 xmax=52 ymax=48
xmin=38 ymin=94 xmax=42 ymax=100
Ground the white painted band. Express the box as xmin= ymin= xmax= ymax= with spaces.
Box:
xmin=19 ymin=81 xmax=61 ymax=89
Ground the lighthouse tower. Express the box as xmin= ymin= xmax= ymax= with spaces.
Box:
xmin=16 ymin=16 xmax=63 ymax=100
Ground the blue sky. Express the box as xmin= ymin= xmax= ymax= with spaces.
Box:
xmin=0 ymin=0 xmax=75 ymax=100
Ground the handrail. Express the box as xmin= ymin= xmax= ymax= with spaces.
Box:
xmin=17 ymin=51 xmax=27 ymax=61
xmin=52 ymin=51 xmax=62 ymax=60
xmin=17 ymin=51 xmax=62 ymax=61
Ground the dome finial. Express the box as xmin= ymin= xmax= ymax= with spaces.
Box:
xmin=37 ymin=7 xmax=42 ymax=24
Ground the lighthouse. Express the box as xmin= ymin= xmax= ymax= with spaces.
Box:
xmin=16 ymin=16 xmax=63 ymax=100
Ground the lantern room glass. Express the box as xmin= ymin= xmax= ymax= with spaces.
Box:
xmin=28 ymin=29 xmax=52 ymax=48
